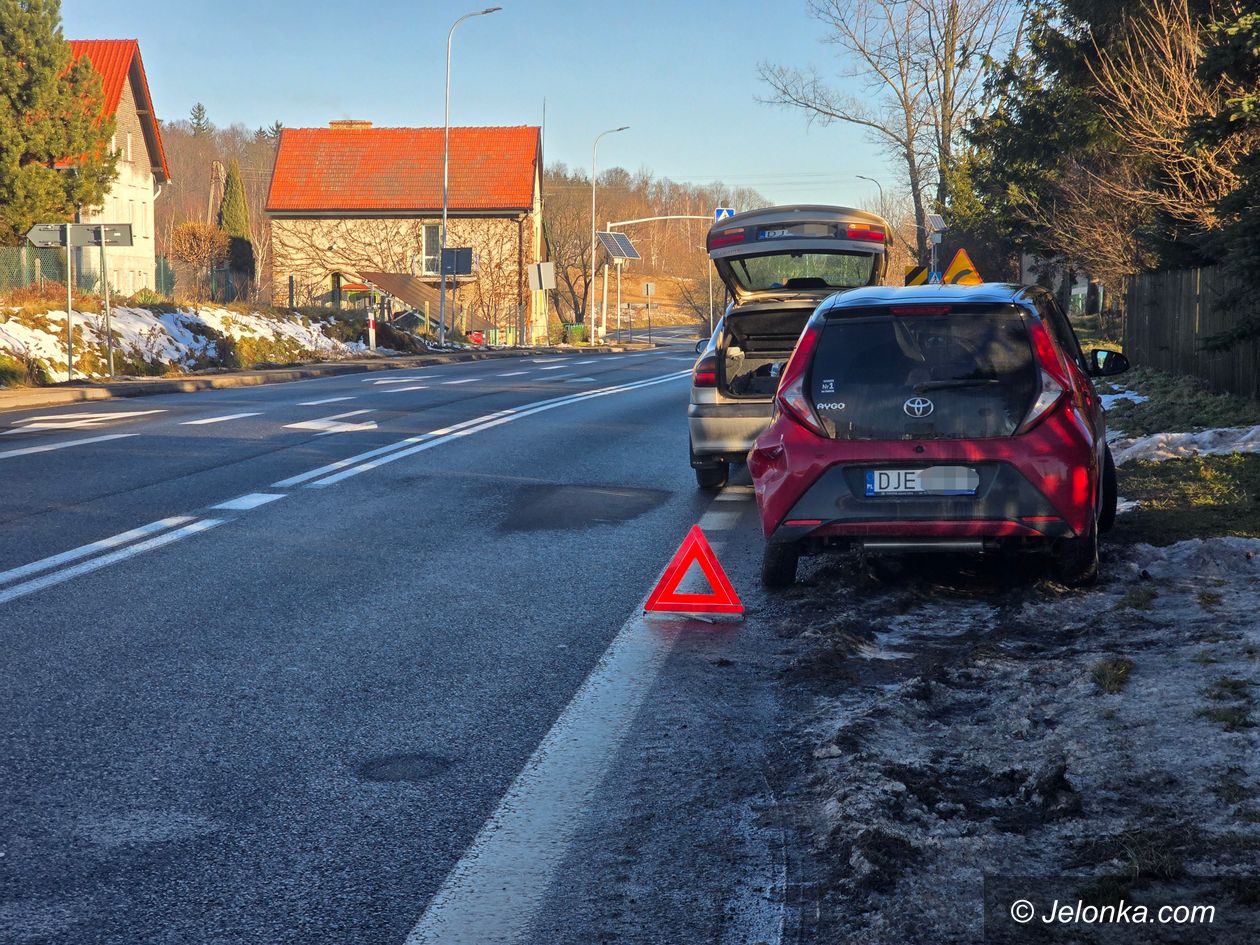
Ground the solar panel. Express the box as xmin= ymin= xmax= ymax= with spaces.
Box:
xmin=597 ymin=231 xmax=640 ymax=260
xmin=613 ymin=233 xmax=640 ymax=260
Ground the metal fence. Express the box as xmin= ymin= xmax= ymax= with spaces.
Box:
xmin=0 ymin=245 xmax=99 ymax=293
xmin=1 ymin=247 xmax=179 ymax=299
xmin=1125 ymin=266 xmax=1260 ymax=399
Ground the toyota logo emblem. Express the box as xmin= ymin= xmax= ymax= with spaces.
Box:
xmin=904 ymin=397 xmax=934 ymax=418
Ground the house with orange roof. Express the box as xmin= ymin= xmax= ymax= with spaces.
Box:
xmin=67 ymin=40 xmax=170 ymax=296
xmin=266 ymin=122 xmax=544 ymax=341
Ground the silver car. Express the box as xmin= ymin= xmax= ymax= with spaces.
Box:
xmin=688 ymin=205 xmax=891 ymax=489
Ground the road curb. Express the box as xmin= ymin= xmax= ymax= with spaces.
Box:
xmin=0 ymin=345 xmax=651 ymax=413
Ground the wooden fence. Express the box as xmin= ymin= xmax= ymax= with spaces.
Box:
xmin=1125 ymin=266 xmax=1260 ymax=399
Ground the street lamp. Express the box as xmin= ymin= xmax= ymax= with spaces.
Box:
xmin=856 ymin=174 xmax=884 ymax=204
xmin=440 ymin=5 xmax=501 ymax=346
xmin=589 ymin=125 xmax=628 ymax=345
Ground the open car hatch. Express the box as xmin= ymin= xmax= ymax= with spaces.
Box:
xmin=707 ymin=205 xmax=890 ymax=305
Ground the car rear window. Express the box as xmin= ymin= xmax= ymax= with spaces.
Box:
xmin=727 ymin=252 xmax=878 ymax=293
xmin=807 ymin=306 xmax=1038 ymax=439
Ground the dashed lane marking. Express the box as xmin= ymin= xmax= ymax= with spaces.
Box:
xmin=368 ymin=376 xmax=435 ymax=384
xmin=180 ymin=412 xmax=263 ymax=425
xmin=538 ymin=365 xmax=566 ymax=371
xmin=298 ymin=396 xmax=356 ymax=406
xmin=382 ymin=385 xmax=429 ymax=393
xmin=442 ymin=378 xmax=477 ymax=385
xmin=496 ymin=371 xmax=530 ymax=377
xmin=0 ymin=433 xmax=138 ymax=461
xmin=211 ymin=493 xmax=285 ymax=511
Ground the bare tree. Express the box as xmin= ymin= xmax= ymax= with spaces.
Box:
xmin=168 ymin=222 xmax=229 ymax=300
xmin=1087 ymin=0 xmax=1250 ymax=231
xmin=759 ymin=0 xmax=1019 ymax=261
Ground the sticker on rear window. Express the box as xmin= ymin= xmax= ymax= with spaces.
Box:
xmin=821 ymin=378 xmax=835 ymax=393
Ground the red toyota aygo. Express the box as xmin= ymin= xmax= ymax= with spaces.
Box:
xmin=747 ymin=283 xmax=1130 ymax=587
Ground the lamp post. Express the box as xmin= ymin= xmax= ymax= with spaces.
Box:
xmin=589 ymin=125 xmax=628 ymax=345
xmin=440 ymin=6 xmax=501 ymax=347
xmin=856 ymin=174 xmax=885 ymax=205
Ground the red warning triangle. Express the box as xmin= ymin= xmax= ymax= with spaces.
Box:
xmin=644 ymin=525 xmax=744 ymax=616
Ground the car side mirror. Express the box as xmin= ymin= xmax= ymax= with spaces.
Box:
xmin=695 ymin=339 xmax=706 ymax=354
xmin=1087 ymin=348 xmax=1129 ymax=377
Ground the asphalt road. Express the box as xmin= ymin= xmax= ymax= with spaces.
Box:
xmin=0 ymin=342 xmax=794 ymax=945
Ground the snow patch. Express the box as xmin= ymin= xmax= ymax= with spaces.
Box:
xmin=0 ymin=306 xmax=364 ymax=383
xmin=1112 ymin=424 xmax=1260 ymax=465
xmin=1099 ymin=388 xmax=1149 ymax=410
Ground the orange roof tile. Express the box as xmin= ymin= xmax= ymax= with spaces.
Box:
xmin=68 ymin=39 xmax=170 ymax=183
xmin=266 ymin=126 xmax=540 ymax=213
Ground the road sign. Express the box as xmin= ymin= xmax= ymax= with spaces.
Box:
xmin=714 ymin=207 xmax=735 ymax=221
xmin=643 ymin=282 xmax=655 ymax=296
xmin=441 ymin=247 xmax=474 ymax=276
xmin=527 ymin=261 xmax=556 ymax=291
xmin=943 ymin=248 xmax=983 ymax=285
xmin=905 ymin=265 xmax=929 ymax=286
xmin=24 ymin=223 xmax=133 ymax=248
xmin=25 ymin=224 xmax=64 ymax=248
xmin=644 ymin=525 xmax=743 ymax=616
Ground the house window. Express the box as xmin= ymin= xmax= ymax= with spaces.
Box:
xmin=422 ymin=224 xmax=440 ymax=275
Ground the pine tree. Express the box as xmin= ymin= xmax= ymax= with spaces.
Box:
xmin=218 ymin=158 xmax=254 ymax=291
xmin=0 ymin=0 xmax=118 ymax=244
xmin=189 ymin=102 xmax=211 ymax=136
xmin=218 ymin=160 xmax=250 ymax=239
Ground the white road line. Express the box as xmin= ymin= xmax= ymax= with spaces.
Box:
xmin=180 ymin=412 xmax=262 ymax=425
xmin=1 ymin=409 xmax=165 ymax=434
xmin=211 ymin=493 xmax=285 ymax=511
xmin=382 ymin=385 xmax=429 ymax=393
xmin=0 ymin=519 xmax=223 ymax=606
xmin=369 ymin=376 xmax=434 ymax=384
xmin=405 ymin=613 xmax=678 ymax=945
xmin=716 ymin=485 xmax=756 ymax=501
xmin=309 ymin=371 xmax=690 ymax=488
xmin=496 ymin=371 xmax=529 ymax=377
xmin=298 ymin=396 xmax=355 ymax=406
xmin=699 ymin=508 xmax=744 ymax=531
xmin=270 ymin=412 xmax=514 ymax=488
xmin=574 ymin=359 xmax=599 ymax=364
xmin=442 ymin=378 xmax=477 ymax=385
xmin=537 ymin=365 xmax=566 ymax=371
xmin=563 ymin=377 xmax=597 ymax=383
xmin=284 ymin=409 xmax=376 ymax=435
xmin=0 ymin=517 xmax=194 ymax=586
xmin=0 ymin=433 xmax=137 ymax=460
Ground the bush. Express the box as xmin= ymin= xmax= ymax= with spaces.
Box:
xmin=0 ymin=352 xmax=51 ymax=387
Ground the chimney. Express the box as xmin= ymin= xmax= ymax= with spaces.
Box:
xmin=329 ymin=120 xmax=373 ymax=130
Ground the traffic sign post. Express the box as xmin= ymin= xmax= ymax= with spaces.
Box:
xmin=714 ymin=207 xmax=735 ymax=222
xmin=24 ymin=224 xmax=134 ymax=381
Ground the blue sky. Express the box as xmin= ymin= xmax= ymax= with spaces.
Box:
xmin=62 ymin=0 xmax=891 ymax=208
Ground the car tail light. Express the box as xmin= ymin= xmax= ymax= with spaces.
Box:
xmin=693 ymin=354 xmax=718 ymax=387
xmin=707 ymin=227 xmax=745 ymax=250
xmin=846 ymin=223 xmax=886 ymax=242
xmin=775 ymin=320 xmax=826 ymax=436
xmin=1018 ymin=320 xmax=1069 ymax=433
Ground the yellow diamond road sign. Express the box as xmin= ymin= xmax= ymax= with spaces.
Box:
xmin=943 ymin=248 xmax=983 ymax=285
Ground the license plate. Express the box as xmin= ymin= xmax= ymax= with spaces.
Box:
xmin=865 ymin=466 xmax=979 ymax=496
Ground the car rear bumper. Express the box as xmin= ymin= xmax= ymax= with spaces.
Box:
xmin=688 ymin=401 xmax=773 ymax=464
xmin=769 ymin=460 xmax=1070 ymax=543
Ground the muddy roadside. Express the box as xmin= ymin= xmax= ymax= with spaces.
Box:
xmin=764 ymin=370 xmax=1260 ymax=943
